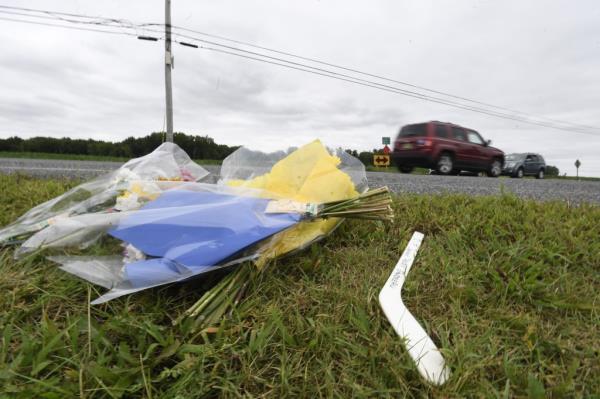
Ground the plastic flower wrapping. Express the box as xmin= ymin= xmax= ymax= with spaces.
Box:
xmin=0 ymin=142 xmax=208 ymax=246
xmin=0 ymin=140 xmax=392 ymax=327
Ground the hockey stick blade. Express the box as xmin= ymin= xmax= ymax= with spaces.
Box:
xmin=378 ymin=231 xmax=450 ymax=385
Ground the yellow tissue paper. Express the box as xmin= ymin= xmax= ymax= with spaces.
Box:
xmin=228 ymin=140 xmax=359 ymax=266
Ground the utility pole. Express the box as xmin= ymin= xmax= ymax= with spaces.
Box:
xmin=164 ymin=0 xmax=174 ymax=142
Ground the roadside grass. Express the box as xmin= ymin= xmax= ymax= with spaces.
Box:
xmin=0 ymin=151 xmax=129 ymax=162
xmin=0 ymin=151 xmax=223 ymax=165
xmin=549 ymin=175 xmax=600 ymax=182
xmin=0 ymin=174 xmax=598 ymax=398
xmin=365 ymin=166 xmax=429 ymax=174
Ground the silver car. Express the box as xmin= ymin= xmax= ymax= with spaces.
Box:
xmin=502 ymin=153 xmax=546 ymax=179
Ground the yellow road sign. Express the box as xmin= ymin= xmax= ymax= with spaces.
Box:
xmin=373 ymin=154 xmax=390 ymax=167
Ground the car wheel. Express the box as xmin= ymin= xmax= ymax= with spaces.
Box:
xmin=398 ymin=166 xmax=414 ymax=174
xmin=436 ymin=153 xmax=454 ymax=175
xmin=515 ymin=168 xmax=524 ymax=178
xmin=536 ymin=169 xmax=545 ymax=179
xmin=487 ymin=159 xmax=502 ymax=178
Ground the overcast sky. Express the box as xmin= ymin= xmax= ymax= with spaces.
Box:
xmin=1 ymin=0 xmax=599 ymax=176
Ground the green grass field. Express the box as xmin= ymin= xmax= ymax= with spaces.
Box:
xmin=0 ymin=151 xmax=130 ymax=162
xmin=0 ymin=174 xmax=598 ymax=398
xmin=0 ymin=151 xmax=223 ymax=165
xmin=365 ymin=165 xmax=430 ymax=174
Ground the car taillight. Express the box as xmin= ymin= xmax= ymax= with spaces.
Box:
xmin=416 ymin=139 xmax=432 ymax=147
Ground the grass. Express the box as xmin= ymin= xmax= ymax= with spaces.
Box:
xmin=550 ymin=175 xmax=600 ymax=182
xmin=0 ymin=174 xmax=599 ymax=398
xmin=0 ymin=151 xmax=130 ymax=162
xmin=365 ymin=166 xmax=430 ymax=174
xmin=0 ymin=151 xmax=223 ymax=165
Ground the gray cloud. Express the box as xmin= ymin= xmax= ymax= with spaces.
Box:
xmin=0 ymin=0 xmax=599 ymax=176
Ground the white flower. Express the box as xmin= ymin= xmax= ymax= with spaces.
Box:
xmin=123 ymin=243 xmax=146 ymax=263
xmin=115 ymin=192 xmax=140 ymax=211
xmin=111 ymin=169 xmax=141 ymax=185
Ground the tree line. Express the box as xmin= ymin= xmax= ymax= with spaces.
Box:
xmin=0 ymin=133 xmax=376 ymax=165
xmin=0 ymin=133 xmax=239 ymax=160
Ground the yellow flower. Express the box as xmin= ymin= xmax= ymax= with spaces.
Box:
xmin=228 ymin=140 xmax=358 ymax=267
xmin=115 ymin=182 xmax=161 ymax=211
xmin=129 ymin=182 xmax=160 ymax=201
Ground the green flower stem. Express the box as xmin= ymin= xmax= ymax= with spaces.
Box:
xmin=183 ymin=186 xmax=393 ymax=328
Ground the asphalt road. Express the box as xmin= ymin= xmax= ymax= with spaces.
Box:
xmin=1 ymin=158 xmax=598 ymax=204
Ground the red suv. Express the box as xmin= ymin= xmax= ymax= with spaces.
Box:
xmin=392 ymin=121 xmax=504 ymax=177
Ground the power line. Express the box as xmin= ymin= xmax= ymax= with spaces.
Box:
xmin=3 ymin=14 xmax=598 ymax=136
xmin=168 ymin=25 xmax=600 ymax=133
xmin=0 ymin=8 xmax=160 ymax=37
xmin=0 ymin=4 xmax=154 ymax=30
xmin=166 ymin=31 xmax=600 ymax=135
xmin=0 ymin=9 xmax=121 ymax=25
xmin=0 ymin=4 xmax=118 ymax=20
xmin=4 ymin=4 xmax=597 ymax=131
xmin=192 ymin=45 xmax=600 ymax=136
xmin=2 ymin=5 xmax=600 ymax=135
xmin=3 ymin=8 xmax=524 ymax=125
xmin=0 ymin=7 xmax=515 ymax=127
xmin=0 ymin=16 xmax=140 ymax=37
xmin=3 ymin=4 xmax=598 ymax=134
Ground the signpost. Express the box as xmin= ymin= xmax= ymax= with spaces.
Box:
xmin=375 ymin=137 xmax=392 ymax=167
xmin=373 ymin=154 xmax=390 ymax=167
xmin=575 ymin=159 xmax=581 ymax=179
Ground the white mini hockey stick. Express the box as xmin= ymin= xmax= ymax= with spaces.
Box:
xmin=378 ymin=231 xmax=450 ymax=385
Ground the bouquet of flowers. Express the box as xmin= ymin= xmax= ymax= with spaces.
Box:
xmin=0 ymin=142 xmax=208 ymax=247
xmin=1 ymin=140 xmax=392 ymax=327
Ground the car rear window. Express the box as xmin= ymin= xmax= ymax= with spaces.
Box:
xmin=434 ymin=124 xmax=448 ymax=138
xmin=398 ymin=123 xmax=427 ymax=137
